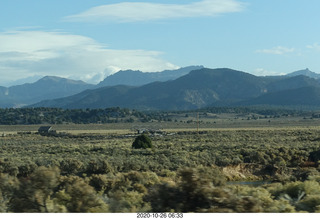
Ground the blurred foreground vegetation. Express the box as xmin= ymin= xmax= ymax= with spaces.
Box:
xmin=1 ymin=126 xmax=320 ymax=212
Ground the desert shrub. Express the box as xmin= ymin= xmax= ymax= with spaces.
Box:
xmin=296 ymin=195 xmax=320 ymax=212
xmin=60 ymin=158 xmax=84 ymax=175
xmin=296 ymin=168 xmax=320 ymax=181
xmin=309 ymin=149 xmax=320 ymax=164
xmin=271 ymin=181 xmax=305 ymax=201
xmin=158 ymin=169 xmax=176 ymax=178
xmin=86 ymin=159 xmax=114 ymax=175
xmin=89 ymin=174 xmax=112 ymax=192
xmin=0 ymin=160 xmax=19 ymax=177
xmin=9 ymin=166 xmax=60 ymax=212
xmin=0 ymin=191 xmax=6 ymax=212
xmin=132 ymin=134 xmax=153 ymax=149
xmin=273 ymin=157 xmax=287 ymax=167
xmin=106 ymin=171 xmax=158 ymax=212
xmin=145 ymin=167 xmax=226 ymax=212
xmin=109 ymin=171 xmax=159 ymax=194
xmin=54 ymin=176 xmax=108 ymax=212
xmin=145 ymin=182 xmax=181 ymax=212
xmin=108 ymin=190 xmax=149 ymax=212
xmin=0 ymin=173 xmax=19 ymax=212
xmin=192 ymin=166 xmax=226 ymax=186
xmin=176 ymin=168 xmax=215 ymax=212
xmin=17 ymin=161 xmax=37 ymax=177
xmin=266 ymin=180 xmax=320 ymax=212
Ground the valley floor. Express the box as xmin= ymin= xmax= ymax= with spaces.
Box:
xmin=1 ymin=117 xmax=320 ymax=212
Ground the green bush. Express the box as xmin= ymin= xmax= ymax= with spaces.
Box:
xmin=132 ymin=134 xmax=153 ymax=149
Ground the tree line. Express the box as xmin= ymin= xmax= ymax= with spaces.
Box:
xmin=0 ymin=107 xmax=148 ymax=125
xmin=0 ymin=106 xmax=312 ymax=125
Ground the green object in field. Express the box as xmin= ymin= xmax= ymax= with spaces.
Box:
xmin=132 ymin=134 xmax=153 ymax=149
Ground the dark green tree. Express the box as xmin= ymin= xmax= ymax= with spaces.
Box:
xmin=132 ymin=134 xmax=153 ymax=149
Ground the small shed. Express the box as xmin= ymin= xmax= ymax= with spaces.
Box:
xmin=38 ymin=126 xmax=55 ymax=136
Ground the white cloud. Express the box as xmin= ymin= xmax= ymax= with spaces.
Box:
xmin=0 ymin=30 xmax=178 ymax=84
xmin=252 ymin=68 xmax=285 ymax=76
xmin=64 ymin=0 xmax=246 ymax=23
xmin=256 ymin=46 xmax=295 ymax=55
xmin=307 ymin=43 xmax=320 ymax=51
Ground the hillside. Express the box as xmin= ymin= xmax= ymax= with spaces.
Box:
xmin=240 ymin=86 xmax=320 ymax=107
xmin=266 ymin=75 xmax=320 ymax=93
xmin=33 ymin=85 xmax=135 ymax=109
xmin=285 ymin=68 xmax=320 ymax=79
xmin=0 ymin=76 xmax=94 ymax=108
xmin=0 ymin=86 xmax=8 ymax=96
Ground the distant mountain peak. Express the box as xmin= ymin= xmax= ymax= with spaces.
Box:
xmin=0 ymin=75 xmax=94 ymax=108
xmin=37 ymin=76 xmax=90 ymax=85
xmin=118 ymin=70 xmax=143 ymax=74
xmin=97 ymin=65 xmax=204 ymax=87
xmin=286 ymin=68 xmax=320 ymax=79
xmin=41 ymin=76 xmax=63 ymax=81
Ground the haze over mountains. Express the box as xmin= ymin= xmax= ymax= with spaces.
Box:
xmin=27 ymin=67 xmax=320 ymax=110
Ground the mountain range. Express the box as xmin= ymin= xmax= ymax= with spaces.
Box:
xmin=29 ymin=68 xmax=320 ymax=110
xmin=285 ymin=68 xmax=320 ymax=79
xmin=0 ymin=76 xmax=94 ymax=108
xmin=97 ymin=65 xmax=204 ymax=87
xmin=1 ymin=66 xmax=320 ymax=110
xmin=0 ymin=66 xmax=203 ymax=108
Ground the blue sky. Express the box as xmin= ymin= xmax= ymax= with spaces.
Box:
xmin=1 ymin=0 xmax=320 ymax=85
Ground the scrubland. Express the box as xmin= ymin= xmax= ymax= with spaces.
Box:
xmin=1 ymin=118 xmax=320 ymax=212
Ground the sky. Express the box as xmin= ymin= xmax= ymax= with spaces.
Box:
xmin=1 ymin=0 xmax=320 ymax=85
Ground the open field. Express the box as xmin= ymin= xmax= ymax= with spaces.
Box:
xmin=1 ymin=117 xmax=320 ymax=213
